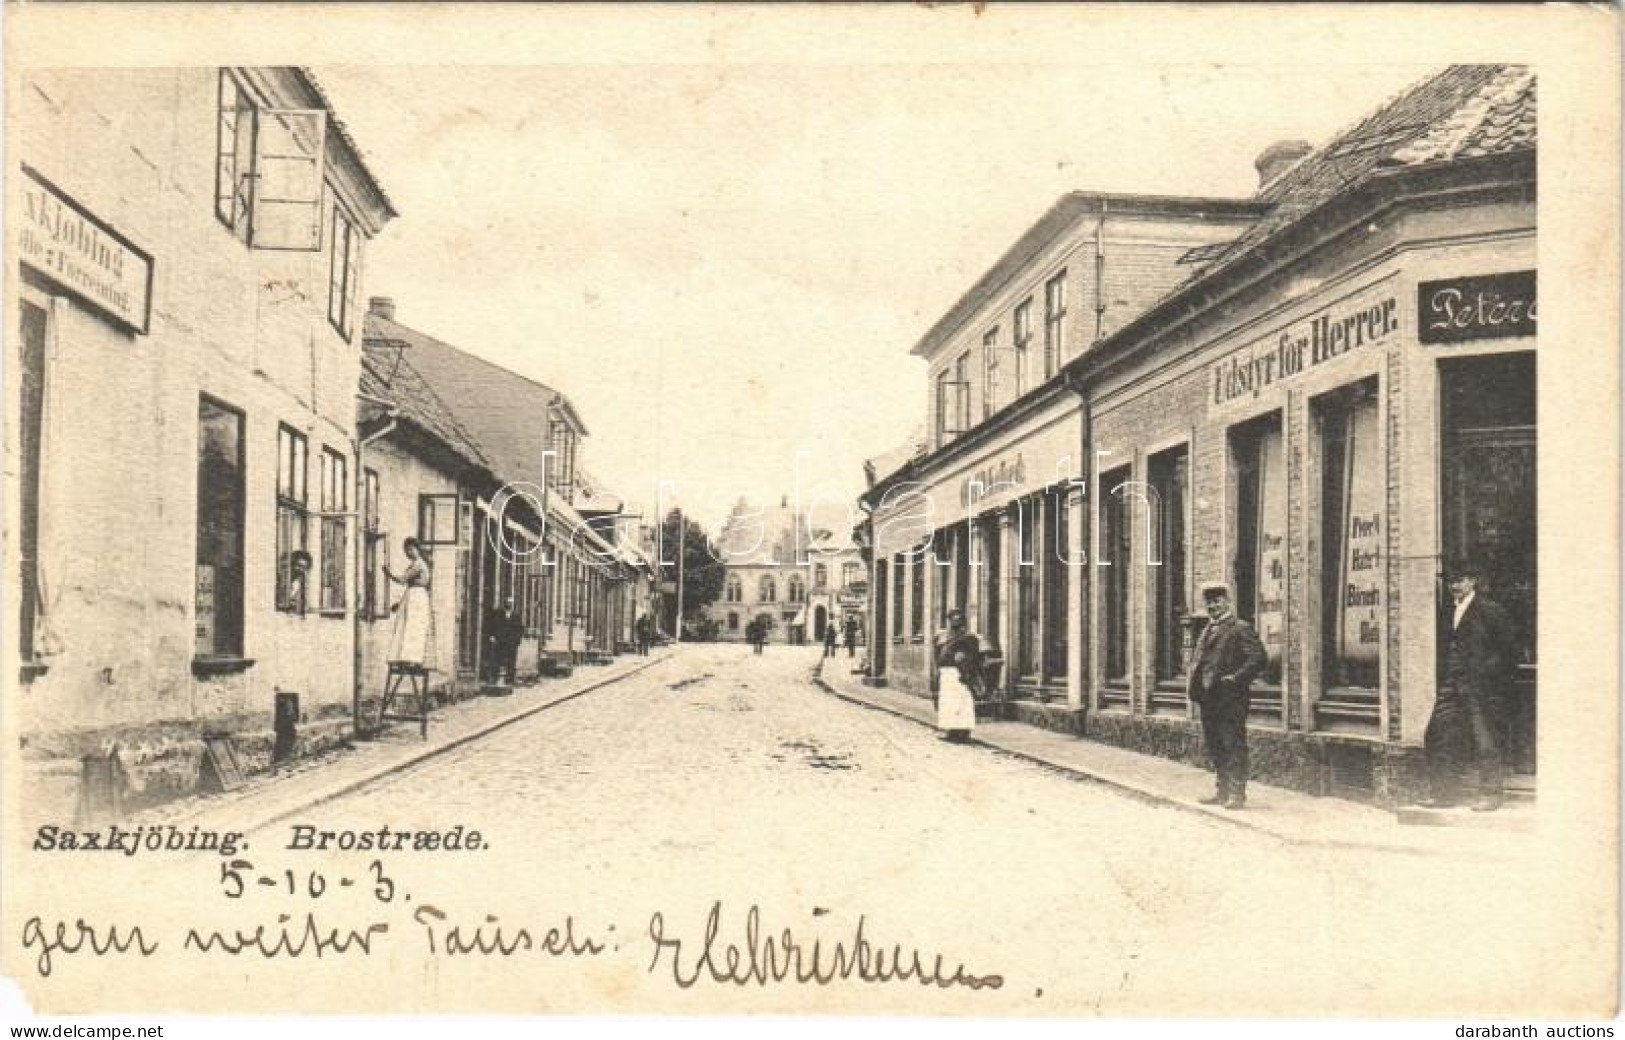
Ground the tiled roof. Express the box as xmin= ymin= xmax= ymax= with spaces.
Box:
xmin=1193 ymin=65 xmax=1534 ymax=283
xmin=361 ymin=342 xmax=490 ymax=473
xmin=364 ymin=312 xmax=574 ymax=494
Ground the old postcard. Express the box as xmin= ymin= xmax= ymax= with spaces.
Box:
xmin=2 ymin=2 xmax=1619 ymax=1022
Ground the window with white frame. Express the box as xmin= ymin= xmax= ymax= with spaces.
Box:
xmin=276 ymin=424 xmax=310 ymax=614
xmin=983 ymin=327 xmax=1001 ymax=418
xmin=327 ymin=192 xmax=362 ymax=341
xmin=318 ymin=447 xmax=348 ymax=614
xmin=1013 ymin=297 xmax=1033 ymax=397
xmin=214 ymin=69 xmax=327 ymax=251
xmin=1044 ymin=270 xmax=1067 ymax=376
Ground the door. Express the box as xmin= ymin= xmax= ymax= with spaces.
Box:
xmin=1441 ymin=353 xmax=1536 ymax=778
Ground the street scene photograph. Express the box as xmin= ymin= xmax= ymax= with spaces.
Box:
xmin=2 ymin=2 xmax=1618 ymax=1028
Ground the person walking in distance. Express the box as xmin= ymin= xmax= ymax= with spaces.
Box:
xmin=844 ymin=616 xmax=859 ymax=659
xmin=822 ymin=619 xmax=838 ymax=659
xmin=1187 ymin=582 xmax=1267 ymax=809
xmin=1422 ymin=561 xmax=1516 ymax=811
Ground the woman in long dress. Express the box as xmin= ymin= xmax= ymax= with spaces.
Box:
xmin=934 ymin=609 xmax=981 ymax=742
xmin=384 ymin=537 xmax=438 ymax=672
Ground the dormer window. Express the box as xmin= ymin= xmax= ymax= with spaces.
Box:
xmin=548 ymin=417 xmax=578 ymax=492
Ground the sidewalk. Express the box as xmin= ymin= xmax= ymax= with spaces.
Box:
xmin=133 ymin=649 xmax=674 ymax=834
xmin=811 ymin=653 xmax=1536 ymax=859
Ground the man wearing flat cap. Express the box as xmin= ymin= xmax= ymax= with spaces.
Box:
xmin=1187 ymin=581 xmax=1267 ymax=809
xmin=1422 ymin=560 xmax=1516 ymax=811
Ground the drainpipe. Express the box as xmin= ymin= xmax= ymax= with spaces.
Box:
xmin=352 ymin=410 xmax=397 ymax=738
xmin=1062 ymin=363 xmax=1092 ymax=708
xmin=1094 ymin=199 xmax=1108 ymax=343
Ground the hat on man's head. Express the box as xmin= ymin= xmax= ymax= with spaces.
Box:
xmin=1447 ymin=557 xmax=1487 ymax=580
xmin=1199 ymin=581 xmax=1233 ymax=601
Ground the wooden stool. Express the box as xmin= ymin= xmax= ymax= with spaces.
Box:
xmin=379 ymin=662 xmax=430 ymax=739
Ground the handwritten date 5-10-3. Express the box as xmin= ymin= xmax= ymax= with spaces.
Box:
xmin=220 ymin=859 xmax=397 ymax=903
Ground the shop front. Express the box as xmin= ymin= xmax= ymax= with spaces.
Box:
xmin=865 ymin=391 xmax=1086 ymax=726
xmin=1081 ymin=214 xmax=1534 ymax=805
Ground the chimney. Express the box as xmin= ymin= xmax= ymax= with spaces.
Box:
xmin=369 ymin=296 xmax=396 ymax=321
xmin=1254 ymin=139 xmax=1312 ymax=189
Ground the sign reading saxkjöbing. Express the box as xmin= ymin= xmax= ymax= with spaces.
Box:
xmin=17 ymin=165 xmax=154 ymax=334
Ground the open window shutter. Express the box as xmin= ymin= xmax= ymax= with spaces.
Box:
xmin=250 ymin=108 xmax=327 ymax=251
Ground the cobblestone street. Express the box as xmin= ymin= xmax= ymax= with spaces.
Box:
xmin=238 ymin=643 xmax=1572 ymax=1016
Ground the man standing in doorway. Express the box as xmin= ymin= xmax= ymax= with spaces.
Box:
xmin=1423 ymin=561 xmax=1516 ymax=811
xmin=1188 ymin=581 xmax=1267 ymax=810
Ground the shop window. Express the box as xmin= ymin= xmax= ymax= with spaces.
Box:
xmin=318 ymin=448 xmax=348 ymax=615
xmin=953 ymin=526 xmax=971 ymax=616
xmin=1148 ymin=445 xmax=1189 ymax=690
xmin=214 ymin=70 xmax=327 ymax=251
xmin=891 ymin=551 xmax=906 ymax=639
xmin=1231 ymin=413 xmax=1286 ymax=704
xmin=1316 ymin=377 xmax=1382 ymax=703
xmin=360 ymin=468 xmax=384 ymax=620
xmin=327 ymin=193 xmax=362 ymax=341
xmin=759 ymin=575 xmax=777 ymax=604
xmin=979 ymin=513 xmax=1002 ymax=652
xmin=1100 ymin=464 xmax=1133 ymax=694
xmin=17 ymin=300 xmax=48 ymax=673
xmin=1014 ymin=498 xmax=1040 ymax=680
xmin=909 ymin=543 xmax=926 ymax=638
xmin=196 ymin=396 xmax=246 ymax=658
xmin=275 ymin=424 xmax=310 ymax=614
xmin=1042 ymin=489 xmax=1070 ymax=682
xmin=931 ymin=529 xmax=951 ymax=625
xmin=1013 ymin=298 xmax=1033 ymax=396
xmin=1044 ymin=270 xmax=1067 ymax=376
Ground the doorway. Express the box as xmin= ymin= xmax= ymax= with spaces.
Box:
xmin=1440 ymin=352 xmax=1536 ymax=778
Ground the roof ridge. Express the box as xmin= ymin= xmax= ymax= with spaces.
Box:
xmin=369 ymin=313 xmax=565 ymax=404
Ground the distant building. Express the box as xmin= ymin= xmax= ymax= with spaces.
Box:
xmin=705 ymin=497 xmax=861 ymax=645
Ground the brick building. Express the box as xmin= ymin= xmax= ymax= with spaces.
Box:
xmin=861 ymin=65 xmax=1537 ymax=805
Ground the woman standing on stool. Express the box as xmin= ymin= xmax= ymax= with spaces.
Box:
xmin=384 ymin=536 xmax=438 ymax=672
xmin=935 ymin=609 xmax=981 ymax=743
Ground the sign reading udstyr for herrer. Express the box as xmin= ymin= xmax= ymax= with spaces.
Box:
xmin=17 ymin=166 xmax=153 ymax=334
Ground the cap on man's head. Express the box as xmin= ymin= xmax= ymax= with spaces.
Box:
xmin=1200 ymin=581 xmax=1233 ymax=601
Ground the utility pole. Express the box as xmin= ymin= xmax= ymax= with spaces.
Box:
xmin=675 ymin=508 xmax=686 ymax=643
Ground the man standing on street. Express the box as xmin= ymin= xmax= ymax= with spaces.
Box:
xmin=634 ymin=613 xmax=651 ymax=656
xmin=1187 ymin=581 xmax=1267 ymax=809
xmin=822 ymin=620 xmax=838 ymax=658
xmin=1422 ymin=561 xmax=1516 ymax=811
xmin=844 ymin=616 xmax=859 ymax=659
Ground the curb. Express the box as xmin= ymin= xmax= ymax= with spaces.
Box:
xmin=190 ymin=652 xmax=674 ymax=836
xmin=809 ymin=672 xmax=1443 ymax=857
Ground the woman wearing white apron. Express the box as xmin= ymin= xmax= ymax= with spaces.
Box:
xmin=934 ymin=610 xmax=981 ymax=742
xmin=384 ymin=537 xmax=438 ymax=672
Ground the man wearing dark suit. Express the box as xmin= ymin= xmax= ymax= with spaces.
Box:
xmin=1423 ymin=562 xmax=1516 ymax=811
xmin=1187 ymin=581 xmax=1268 ymax=809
